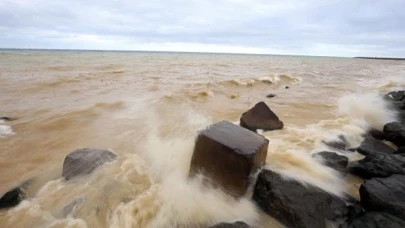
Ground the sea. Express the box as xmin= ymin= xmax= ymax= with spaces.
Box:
xmin=0 ymin=49 xmax=404 ymax=227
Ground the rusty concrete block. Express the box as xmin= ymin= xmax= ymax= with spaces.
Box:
xmin=189 ymin=121 xmax=269 ymax=197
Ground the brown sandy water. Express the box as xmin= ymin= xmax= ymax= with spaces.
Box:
xmin=1 ymin=50 xmax=405 ymax=227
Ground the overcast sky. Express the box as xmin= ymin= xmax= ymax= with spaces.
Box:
xmin=1 ymin=0 xmax=404 ymax=57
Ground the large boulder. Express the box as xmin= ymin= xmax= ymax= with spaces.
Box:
xmin=312 ymin=151 xmax=348 ymax=174
xmin=239 ymin=102 xmax=283 ymax=132
xmin=349 ymin=212 xmax=405 ymax=228
xmin=252 ymin=169 xmax=347 ymax=228
xmin=360 ymin=175 xmax=405 ymax=220
xmin=356 ymin=137 xmax=396 ymax=156
xmin=383 ymin=122 xmax=405 ymax=147
xmin=208 ymin=221 xmax=251 ymax=228
xmin=0 ymin=187 xmax=25 ymax=208
xmin=348 ymin=154 xmax=405 ymax=179
xmin=189 ymin=121 xmax=268 ymax=197
xmin=62 ymin=148 xmax=117 ymax=180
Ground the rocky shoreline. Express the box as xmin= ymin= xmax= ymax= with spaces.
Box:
xmin=1 ymin=89 xmax=405 ymax=227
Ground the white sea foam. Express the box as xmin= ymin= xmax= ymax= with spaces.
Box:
xmin=337 ymin=93 xmax=397 ymax=130
xmin=0 ymin=123 xmax=15 ymax=138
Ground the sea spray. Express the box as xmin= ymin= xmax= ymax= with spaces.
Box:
xmin=338 ymin=93 xmax=397 ymax=130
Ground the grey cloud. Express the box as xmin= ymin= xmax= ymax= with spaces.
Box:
xmin=0 ymin=0 xmax=404 ymax=56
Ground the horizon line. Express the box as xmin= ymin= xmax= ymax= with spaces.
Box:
xmin=0 ymin=47 xmax=349 ymax=58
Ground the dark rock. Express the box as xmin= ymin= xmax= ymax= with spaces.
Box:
xmin=312 ymin=151 xmax=348 ymax=173
xmin=348 ymin=154 xmax=405 ymax=179
xmin=0 ymin=188 xmax=25 ymax=209
xmin=348 ymin=148 xmax=357 ymax=152
xmin=208 ymin=221 xmax=251 ymax=228
xmin=240 ymin=102 xmax=284 ymax=132
xmin=62 ymin=148 xmax=117 ymax=180
xmin=385 ymin=91 xmax=405 ymax=102
xmin=383 ymin=122 xmax=405 ymax=147
xmin=347 ymin=203 xmax=365 ymax=224
xmin=398 ymin=147 xmax=405 ymax=154
xmin=266 ymin=94 xmax=276 ymax=98
xmin=322 ymin=135 xmax=348 ymax=150
xmin=357 ymin=137 xmax=396 ymax=156
xmin=285 ymin=86 xmax=289 ymax=89
xmin=0 ymin=117 xmax=16 ymax=121
xmin=252 ymin=169 xmax=347 ymax=228
xmin=189 ymin=121 xmax=268 ymax=197
xmin=367 ymin=128 xmax=385 ymax=140
xmin=349 ymin=212 xmax=405 ymax=228
xmin=360 ymin=175 xmax=405 ymax=220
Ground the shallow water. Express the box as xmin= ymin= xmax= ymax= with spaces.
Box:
xmin=1 ymin=50 xmax=405 ymax=227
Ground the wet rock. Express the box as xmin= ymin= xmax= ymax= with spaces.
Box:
xmin=285 ymin=86 xmax=289 ymax=89
xmin=62 ymin=148 xmax=117 ymax=180
xmin=189 ymin=121 xmax=268 ymax=197
xmin=383 ymin=122 xmax=405 ymax=147
xmin=252 ymin=169 xmax=347 ymax=228
xmin=208 ymin=221 xmax=251 ymax=228
xmin=385 ymin=90 xmax=405 ymax=102
xmin=349 ymin=212 xmax=405 ymax=228
xmin=348 ymin=148 xmax=357 ymax=152
xmin=62 ymin=197 xmax=86 ymax=217
xmin=398 ymin=146 xmax=405 ymax=154
xmin=240 ymin=102 xmax=284 ymax=132
xmin=356 ymin=137 xmax=396 ymax=156
xmin=266 ymin=94 xmax=276 ymax=98
xmin=0 ymin=117 xmax=16 ymax=121
xmin=367 ymin=128 xmax=385 ymax=140
xmin=312 ymin=151 xmax=348 ymax=173
xmin=347 ymin=203 xmax=365 ymax=224
xmin=348 ymin=154 xmax=405 ymax=179
xmin=0 ymin=188 xmax=25 ymax=209
xmin=322 ymin=135 xmax=348 ymax=150
xmin=360 ymin=175 xmax=405 ymax=220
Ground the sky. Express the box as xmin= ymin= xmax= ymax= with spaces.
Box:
xmin=0 ymin=0 xmax=404 ymax=57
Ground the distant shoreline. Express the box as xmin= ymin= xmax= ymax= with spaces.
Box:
xmin=354 ymin=57 xmax=405 ymax=61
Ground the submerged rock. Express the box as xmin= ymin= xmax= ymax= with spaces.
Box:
xmin=349 ymin=212 xmax=405 ymax=228
xmin=0 ymin=188 xmax=25 ymax=209
xmin=62 ymin=148 xmax=117 ymax=180
xmin=348 ymin=154 xmax=405 ymax=179
xmin=0 ymin=117 xmax=16 ymax=121
xmin=322 ymin=135 xmax=348 ymax=151
xmin=385 ymin=91 xmax=405 ymax=104
xmin=360 ymin=175 xmax=405 ymax=220
xmin=383 ymin=122 xmax=405 ymax=147
xmin=208 ymin=221 xmax=251 ymax=228
xmin=357 ymin=137 xmax=396 ymax=156
xmin=240 ymin=102 xmax=284 ymax=132
xmin=189 ymin=121 xmax=268 ymax=197
xmin=62 ymin=197 xmax=86 ymax=217
xmin=312 ymin=151 xmax=348 ymax=174
xmin=252 ymin=169 xmax=347 ymax=228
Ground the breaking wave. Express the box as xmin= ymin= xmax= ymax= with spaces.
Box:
xmin=0 ymin=120 xmax=15 ymax=139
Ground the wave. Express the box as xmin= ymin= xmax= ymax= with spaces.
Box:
xmin=190 ymin=74 xmax=303 ymax=88
xmin=0 ymin=120 xmax=15 ymax=139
